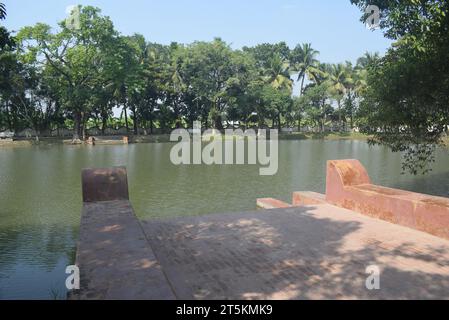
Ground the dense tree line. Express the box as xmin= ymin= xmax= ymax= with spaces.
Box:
xmin=0 ymin=5 xmax=374 ymax=142
xmin=3 ymin=2 xmax=447 ymax=173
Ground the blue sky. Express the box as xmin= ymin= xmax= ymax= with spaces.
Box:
xmin=2 ymin=0 xmax=391 ymax=64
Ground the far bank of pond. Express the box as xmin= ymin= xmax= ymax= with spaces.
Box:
xmin=0 ymin=132 xmax=370 ymax=148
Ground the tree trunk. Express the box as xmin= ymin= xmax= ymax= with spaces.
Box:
xmin=5 ymin=103 xmax=12 ymax=131
xmin=123 ymin=105 xmax=129 ymax=132
xmin=321 ymin=102 xmax=325 ymax=133
xmin=72 ymin=111 xmax=82 ymax=142
xmin=131 ymin=105 xmax=138 ymax=135
xmin=81 ymin=111 xmax=86 ymax=141
xmin=348 ymin=94 xmax=354 ymax=130
xmin=337 ymin=100 xmax=342 ymax=131
xmin=12 ymin=107 xmax=19 ymax=133
xmin=277 ymin=113 xmax=281 ymax=131
xmin=34 ymin=128 xmax=40 ymax=142
xmin=214 ymin=115 xmax=223 ymax=131
xmin=101 ymin=113 xmax=107 ymax=135
xmin=299 ymin=75 xmax=306 ymax=96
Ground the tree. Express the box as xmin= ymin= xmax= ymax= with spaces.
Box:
xmin=261 ymin=85 xmax=292 ymax=131
xmin=1 ymin=27 xmax=63 ymax=139
xmin=181 ymin=38 xmax=245 ymax=130
xmin=326 ymin=63 xmax=353 ymax=130
xmin=2 ymin=3 xmax=389 ymax=139
xmin=0 ymin=27 xmax=19 ymax=131
xmin=242 ymin=42 xmax=294 ymax=129
xmin=356 ymin=52 xmax=380 ymax=69
xmin=290 ymin=43 xmax=321 ymax=96
xmin=264 ymin=54 xmax=292 ymax=92
xmin=17 ymin=6 xmax=119 ymax=142
xmin=223 ymin=50 xmax=259 ymax=128
xmin=351 ymin=0 xmax=449 ymax=173
xmin=0 ymin=3 xmax=6 ymax=20
xmin=163 ymin=42 xmax=188 ymax=129
xmin=242 ymin=42 xmax=290 ymax=71
xmin=300 ymin=82 xmax=332 ymax=132
xmin=105 ymin=34 xmax=148 ymax=135
xmin=139 ymin=42 xmax=167 ymax=133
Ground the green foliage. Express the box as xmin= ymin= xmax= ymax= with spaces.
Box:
xmin=0 ymin=3 xmax=6 ymax=20
xmin=290 ymin=43 xmax=321 ymax=95
xmin=1 ymin=5 xmax=375 ymax=142
xmin=298 ymin=82 xmax=332 ymax=130
xmin=351 ymin=0 xmax=449 ymax=173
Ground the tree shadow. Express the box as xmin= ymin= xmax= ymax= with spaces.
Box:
xmin=142 ymin=206 xmax=449 ymax=300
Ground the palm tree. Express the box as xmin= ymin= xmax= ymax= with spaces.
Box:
xmin=264 ymin=54 xmax=293 ymax=92
xmin=356 ymin=52 xmax=380 ymax=69
xmin=168 ymin=56 xmax=186 ymax=128
xmin=353 ymin=67 xmax=368 ymax=95
xmin=291 ymin=43 xmax=321 ymax=96
xmin=344 ymin=60 xmax=369 ymax=130
xmin=313 ymin=62 xmax=331 ymax=85
xmin=0 ymin=3 xmax=6 ymax=20
xmin=326 ymin=63 xmax=353 ymax=130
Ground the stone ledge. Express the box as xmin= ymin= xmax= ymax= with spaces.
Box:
xmin=256 ymin=198 xmax=292 ymax=209
xmin=292 ymin=191 xmax=326 ymax=206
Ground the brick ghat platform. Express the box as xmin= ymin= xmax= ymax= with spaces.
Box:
xmin=71 ymin=167 xmax=175 ymax=299
xmin=71 ymin=161 xmax=449 ymax=299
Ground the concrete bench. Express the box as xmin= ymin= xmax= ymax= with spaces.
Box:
xmin=326 ymin=159 xmax=449 ymax=240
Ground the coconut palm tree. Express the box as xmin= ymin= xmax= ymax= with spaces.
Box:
xmin=356 ymin=52 xmax=380 ymax=69
xmin=312 ymin=62 xmax=332 ymax=85
xmin=290 ymin=43 xmax=321 ymax=96
xmin=264 ymin=54 xmax=293 ymax=92
xmin=353 ymin=67 xmax=368 ymax=95
xmin=327 ymin=63 xmax=354 ymax=129
xmin=0 ymin=3 xmax=6 ymax=20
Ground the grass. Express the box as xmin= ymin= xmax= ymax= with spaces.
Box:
xmin=0 ymin=139 xmax=33 ymax=147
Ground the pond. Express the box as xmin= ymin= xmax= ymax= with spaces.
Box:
xmin=0 ymin=140 xmax=448 ymax=299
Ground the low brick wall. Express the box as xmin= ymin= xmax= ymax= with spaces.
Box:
xmin=81 ymin=167 xmax=129 ymax=202
xmin=292 ymin=191 xmax=326 ymax=206
xmin=326 ymin=159 xmax=449 ymax=240
xmin=256 ymin=159 xmax=449 ymax=241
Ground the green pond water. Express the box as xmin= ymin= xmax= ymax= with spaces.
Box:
xmin=0 ymin=140 xmax=448 ymax=299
